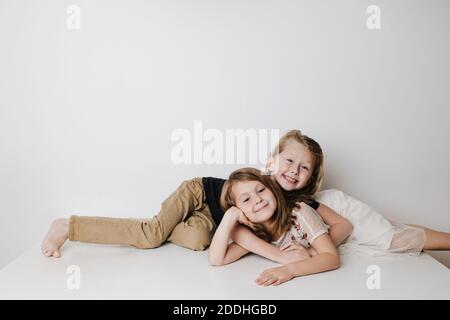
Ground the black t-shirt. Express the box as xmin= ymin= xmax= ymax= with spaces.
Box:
xmin=202 ymin=177 xmax=321 ymax=226
xmin=202 ymin=177 xmax=227 ymax=226
xmin=307 ymin=199 xmax=320 ymax=210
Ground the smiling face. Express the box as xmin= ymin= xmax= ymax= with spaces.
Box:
xmin=268 ymin=140 xmax=315 ymax=192
xmin=231 ymin=180 xmax=277 ymax=225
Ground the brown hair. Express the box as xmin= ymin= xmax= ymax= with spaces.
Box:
xmin=220 ymin=167 xmax=295 ymax=242
xmin=272 ymin=129 xmax=324 ymax=209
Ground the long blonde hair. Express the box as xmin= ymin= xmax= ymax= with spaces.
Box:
xmin=272 ymin=129 xmax=324 ymax=209
xmin=220 ymin=167 xmax=295 ymax=242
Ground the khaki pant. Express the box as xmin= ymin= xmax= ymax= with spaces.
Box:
xmin=69 ymin=177 xmax=217 ymax=251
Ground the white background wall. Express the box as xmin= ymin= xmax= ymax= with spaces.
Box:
xmin=1 ymin=0 xmax=449 ymax=269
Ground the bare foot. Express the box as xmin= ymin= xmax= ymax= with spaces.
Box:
xmin=41 ymin=218 xmax=69 ymax=258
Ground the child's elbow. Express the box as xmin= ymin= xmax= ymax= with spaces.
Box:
xmin=330 ymin=253 xmax=340 ymax=270
xmin=209 ymin=260 xmax=225 ymax=267
xmin=347 ymin=221 xmax=353 ymax=233
xmin=208 ymin=255 xmax=225 ymax=267
xmin=343 ymin=221 xmax=353 ymax=239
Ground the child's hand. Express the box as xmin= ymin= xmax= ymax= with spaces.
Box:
xmin=226 ymin=206 xmax=256 ymax=230
xmin=280 ymin=241 xmax=308 ymax=253
xmin=277 ymin=249 xmax=310 ymax=264
xmin=225 ymin=206 xmax=243 ymax=222
xmin=255 ymin=266 xmax=294 ymax=286
xmin=307 ymin=247 xmax=318 ymax=257
xmin=277 ymin=242 xmax=311 ymax=264
xmin=279 ymin=241 xmax=311 ymax=263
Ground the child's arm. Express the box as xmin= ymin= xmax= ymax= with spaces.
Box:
xmin=316 ymin=203 xmax=353 ymax=246
xmin=255 ymin=233 xmax=339 ymax=286
xmin=231 ymin=225 xmax=311 ymax=264
xmin=209 ymin=208 xmax=311 ymax=266
xmin=208 ymin=207 xmax=250 ymax=266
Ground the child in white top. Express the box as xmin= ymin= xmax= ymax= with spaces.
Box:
xmin=264 ymin=130 xmax=450 ymax=255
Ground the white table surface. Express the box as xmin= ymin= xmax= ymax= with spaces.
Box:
xmin=0 ymin=242 xmax=448 ymax=299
